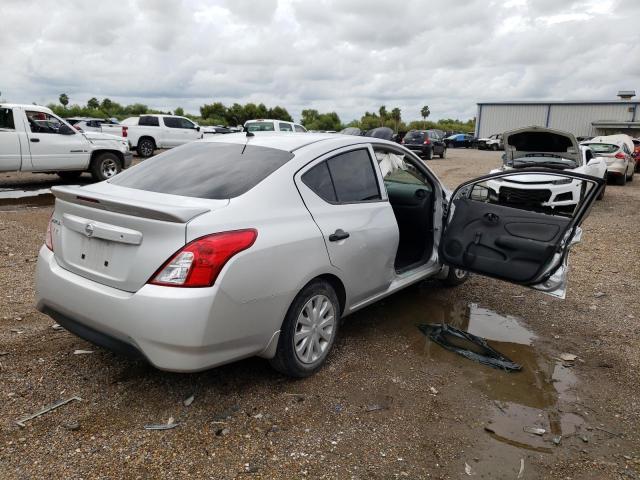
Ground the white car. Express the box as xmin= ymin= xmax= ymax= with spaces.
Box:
xmin=66 ymin=117 xmax=120 ymax=133
xmin=581 ymin=135 xmax=636 ymax=185
xmin=477 ymin=133 xmax=503 ymax=150
xmin=0 ymin=104 xmax=132 ymax=181
xmin=488 ymin=127 xmax=608 ymax=211
xmin=100 ymin=114 xmax=203 ymax=158
xmin=244 ymin=119 xmax=307 ymax=133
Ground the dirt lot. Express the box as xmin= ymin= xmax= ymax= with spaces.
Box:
xmin=1 ymin=148 xmax=638 ymax=479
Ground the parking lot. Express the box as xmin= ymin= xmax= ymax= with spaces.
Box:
xmin=1 ymin=148 xmax=639 ymax=479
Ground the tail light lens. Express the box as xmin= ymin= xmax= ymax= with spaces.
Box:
xmin=45 ymin=215 xmax=54 ymax=251
xmin=122 ymin=126 xmax=128 ymax=138
xmin=150 ymin=229 xmax=257 ymax=287
xmin=423 ymin=139 xmax=431 ymax=145
xmin=615 ymin=152 xmax=625 ymax=159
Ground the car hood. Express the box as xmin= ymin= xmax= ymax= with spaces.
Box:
xmin=491 ymin=167 xmax=574 ymax=183
xmin=503 ymin=126 xmax=580 ymax=163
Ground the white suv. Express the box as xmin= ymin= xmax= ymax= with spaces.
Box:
xmin=244 ymin=119 xmax=307 ymax=133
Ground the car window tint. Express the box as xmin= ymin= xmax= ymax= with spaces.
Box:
xmin=26 ymin=111 xmax=63 ymax=134
xmin=0 ymin=108 xmax=15 ymax=130
xmin=179 ymin=118 xmax=195 ymax=129
xmin=110 ymin=142 xmax=294 ymax=199
xmin=378 ymin=152 xmax=430 ymax=188
xmin=326 ymin=149 xmax=381 ymax=203
xmin=279 ymin=122 xmax=293 ymax=132
xmin=139 ymin=116 xmax=160 ymax=127
xmin=246 ymin=122 xmax=275 ymax=132
xmin=163 ymin=117 xmax=182 ymax=128
xmin=294 ymin=124 xmax=306 ymax=132
xmin=302 ymin=161 xmax=337 ymax=202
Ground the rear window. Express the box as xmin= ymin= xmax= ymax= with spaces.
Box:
xmin=109 ymin=142 xmax=294 ymax=199
xmin=404 ymin=131 xmax=424 ymax=141
xmin=246 ymin=122 xmax=275 ymax=132
xmin=139 ymin=116 xmax=160 ymax=127
xmin=0 ymin=108 xmax=15 ymax=130
xmin=583 ymin=143 xmax=618 ymax=154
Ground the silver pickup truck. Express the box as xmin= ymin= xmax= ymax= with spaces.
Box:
xmin=0 ymin=104 xmax=132 ymax=181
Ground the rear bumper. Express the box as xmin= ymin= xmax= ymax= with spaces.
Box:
xmin=605 ymin=159 xmax=628 ymax=176
xmin=35 ymin=246 xmax=278 ymax=372
xmin=405 ymin=144 xmax=431 ymax=155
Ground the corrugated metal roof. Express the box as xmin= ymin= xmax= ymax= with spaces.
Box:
xmin=477 ymin=100 xmax=640 ymax=106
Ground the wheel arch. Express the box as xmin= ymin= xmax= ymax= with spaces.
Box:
xmin=90 ymin=149 xmax=124 ymax=167
xmin=138 ymin=135 xmax=156 ymax=148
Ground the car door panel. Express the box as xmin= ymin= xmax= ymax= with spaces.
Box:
xmin=440 ymin=169 xmax=604 ymax=297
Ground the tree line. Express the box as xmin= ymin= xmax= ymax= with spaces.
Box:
xmin=48 ymin=94 xmax=475 ymax=134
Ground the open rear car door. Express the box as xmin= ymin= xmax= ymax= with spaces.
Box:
xmin=439 ymin=169 xmax=605 ymax=298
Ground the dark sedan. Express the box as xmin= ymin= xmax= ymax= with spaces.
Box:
xmin=401 ymin=130 xmax=447 ymax=159
xmin=445 ymin=133 xmax=476 ymax=148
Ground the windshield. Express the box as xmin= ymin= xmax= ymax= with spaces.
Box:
xmin=584 ymin=143 xmax=618 ymax=154
xmin=404 ymin=131 xmax=424 ymax=142
xmin=245 ymin=122 xmax=275 ymax=132
xmin=110 ymin=142 xmax=294 ymax=199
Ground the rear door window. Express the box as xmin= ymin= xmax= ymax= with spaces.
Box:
xmin=404 ymin=131 xmax=424 ymax=143
xmin=279 ymin=122 xmax=293 ymax=132
xmin=0 ymin=108 xmax=15 ymax=130
xmin=294 ymin=124 xmax=306 ymax=132
xmin=139 ymin=116 xmax=160 ymax=127
xmin=109 ymin=142 xmax=294 ymax=199
xmin=163 ymin=117 xmax=182 ymax=128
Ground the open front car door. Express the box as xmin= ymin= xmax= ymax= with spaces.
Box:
xmin=439 ymin=169 xmax=605 ymax=298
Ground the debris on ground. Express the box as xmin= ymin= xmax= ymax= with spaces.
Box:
xmin=517 ymin=458 xmax=525 ymax=478
xmin=365 ymin=404 xmax=386 ymax=412
xmin=523 ymin=426 xmax=546 ymax=436
xmin=429 ymin=386 xmax=439 ymax=395
xmin=183 ymin=394 xmax=195 ymax=407
xmin=63 ymin=421 xmax=80 ymax=431
xmin=15 ymin=396 xmax=82 ymax=427
xmin=216 ymin=427 xmax=230 ymax=436
xmin=73 ymin=349 xmax=94 ymax=355
xmin=553 ymin=435 xmax=562 ymax=445
xmin=144 ymin=417 xmax=180 ymax=430
xmin=464 ymin=461 xmax=475 ymax=476
xmin=418 ymin=324 xmax=522 ymax=371
xmin=594 ymin=292 xmax=606 ymax=298
xmin=51 ymin=323 xmax=64 ymax=331
xmin=559 ymin=353 xmax=578 ymax=362
xmin=0 ymin=351 xmax=9 ymax=356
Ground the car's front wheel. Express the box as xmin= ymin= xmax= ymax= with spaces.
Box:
xmin=137 ymin=138 xmax=155 ymax=158
xmin=424 ymin=148 xmax=433 ymax=160
xmin=270 ymin=280 xmax=340 ymax=378
xmin=90 ymin=153 xmax=122 ymax=181
xmin=439 ymin=148 xmax=447 ymax=159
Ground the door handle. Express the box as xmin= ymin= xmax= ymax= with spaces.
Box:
xmin=329 ymin=229 xmax=350 ymax=242
xmin=30 ymin=138 xmax=40 ymax=143
xmin=484 ymin=212 xmax=499 ymax=223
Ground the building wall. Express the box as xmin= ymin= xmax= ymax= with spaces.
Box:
xmin=476 ymin=102 xmax=639 ymax=138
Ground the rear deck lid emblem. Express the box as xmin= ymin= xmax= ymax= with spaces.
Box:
xmin=85 ymin=223 xmax=95 ymax=237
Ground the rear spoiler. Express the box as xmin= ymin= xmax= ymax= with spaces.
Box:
xmin=51 ymin=186 xmax=211 ymax=223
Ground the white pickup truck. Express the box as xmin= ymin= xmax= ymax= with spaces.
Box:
xmin=0 ymin=104 xmax=132 ymax=181
xmin=101 ymin=114 xmax=203 ymax=158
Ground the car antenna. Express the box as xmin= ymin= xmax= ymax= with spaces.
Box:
xmin=242 ymin=130 xmax=254 ymax=154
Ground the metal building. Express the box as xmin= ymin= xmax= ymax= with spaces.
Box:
xmin=475 ymin=91 xmax=640 ymax=139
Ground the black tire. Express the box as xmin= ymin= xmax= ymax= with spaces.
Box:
xmin=440 ymin=267 xmax=469 ymax=287
xmin=627 ymin=166 xmax=634 ymax=182
xmin=137 ymin=137 xmax=155 ymax=158
xmin=597 ymin=180 xmax=606 ymax=200
xmin=439 ymin=148 xmax=446 ymax=159
xmin=57 ymin=171 xmax=83 ymax=181
xmin=425 ymin=148 xmax=433 ymax=160
xmin=616 ymin=173 xmax=627 ymax=186
xmin=491 ymin=144 xmax=499 ymax=151
xmin=270 ymin=280 xmax=340 ymax=378
xmin=90 ymin=152 xmax=122 ymax=182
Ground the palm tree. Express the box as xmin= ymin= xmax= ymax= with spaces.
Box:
xmin=391 ymin=107 xmax=401 ymax=132
xmin=421 ymin=105 xmax=430 ymax=129
xmin=378 ymin=105 xmax=387 ymax=127
xmin=59 ymin=93 xmax=69 ymax=109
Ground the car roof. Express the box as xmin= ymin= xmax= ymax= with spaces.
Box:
xmin=1 ymin=103 xmax=53 ymax=114
xmin=200 ymin=132 xmax=392 ymax=153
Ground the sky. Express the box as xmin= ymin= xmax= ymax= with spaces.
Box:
xmin=1 ymin=0 xmax=638 ymax=124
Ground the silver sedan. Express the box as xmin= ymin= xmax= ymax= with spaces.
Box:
xmin=36 ymin=133 xmax=603 ymax=376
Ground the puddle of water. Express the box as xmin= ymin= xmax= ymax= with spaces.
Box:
xmin=0 ymin=188 xmax=54 ymax=209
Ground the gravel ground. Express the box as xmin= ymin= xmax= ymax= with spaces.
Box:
xmin=0 ymin=148 xmax=638 ymax=479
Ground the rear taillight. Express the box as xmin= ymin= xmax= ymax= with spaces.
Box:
xmin=122 ymin=126 xmax=128 ymax=138
xmin=45 ymin=215 xmax=54 ymax=251
xmin=615 ymin=152 xmax=625 ymax=159
xmin=423 ymin=139 xmax=431 ymax=145
xmin=149 ymin=229 xmax=257 ymax=287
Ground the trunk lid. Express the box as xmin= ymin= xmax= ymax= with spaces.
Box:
xmin=51 ymin=183 xmax=228 ymax=292
xmin=504 ymin=127 xmax=580 ymax=163
xmin=403 ymin=131 xmax=425 ymax=144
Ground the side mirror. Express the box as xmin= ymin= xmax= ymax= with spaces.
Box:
xmin=196 ymin=126 xmax=200 ymax=132
xmin=58 ymin=124 xmax=75 ymax=135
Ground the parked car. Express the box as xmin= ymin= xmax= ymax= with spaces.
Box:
xmin=36 ymin=133 xmax=603 ymax=376
xmin=100 ymin=114 xmax=203 ymax=158
xmin=339 ymin=127 xmax=361 ymax=136
xmin=0 ymin=104 xmax=132 ymax=181
xmin=401 ymin=129 xmax=447 ymax=159
xmin=244 ymin=119 xmax=307 ymax=133
xmin=364 ymin=127 xmax=394 ymax=140
xmin=445 ymin=133 xmax=476 ymax=148
xmin=66 ymin=117 xmax=120 ymax=133
xmin=488 ymin=127 xmax=608 ymax=212
xmin=201 ymin=126 xmax=232 ymax=135
xmin=632 ymin=138 xmax=640 ymax=171
xmin=477 ymin=133 xmax=504 ymax=150
xmin=581 ymin=135 xmax=636 ymax=185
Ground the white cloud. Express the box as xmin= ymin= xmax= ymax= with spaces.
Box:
xmin=0 ymin=0 xmax=637 ymax=123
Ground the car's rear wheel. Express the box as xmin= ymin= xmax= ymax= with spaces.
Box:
xmin=627 ymin=165 xmax=634 ymax=181
xmin=270 ymin=280 xmax=340 ymax=378
xmin=597 ymin=180 xmax=606 ymax=200
xmin=616 ymin=173 xmax=627 ymax=186
xmin=90 ymin=153 xmax=122 ymax=182
xmin=439 ymin=148 xmax=447 ymax=159
xmin=491 ymin=144 xmax=499 ymax=151
xmin=440 ymin=267 xmax=469 ymax=287
xmin=137 ymin=138 xmax=155 ymax=158
xmin=425 ymin=148 xmax=433 ymax=160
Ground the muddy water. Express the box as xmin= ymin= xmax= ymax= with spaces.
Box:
xmin=345 ymin=287 xmax=586 ymax=476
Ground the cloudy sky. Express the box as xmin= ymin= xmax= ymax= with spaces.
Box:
xmin=1 ymin=0 xmax=638 ymax=123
